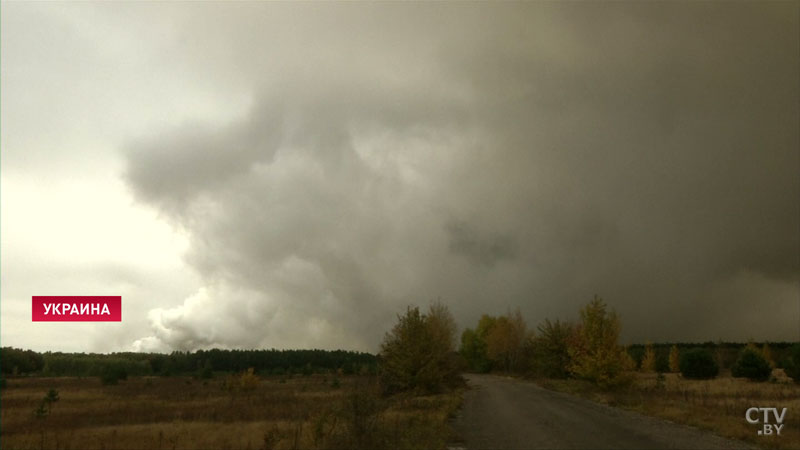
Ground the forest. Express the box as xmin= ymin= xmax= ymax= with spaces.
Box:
xmin=0 ymin=347 xmax=377 ymax=380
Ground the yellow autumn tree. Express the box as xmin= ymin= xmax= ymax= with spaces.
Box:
xmin=641 ymin=342 xmax=656 ymax=372
xmin=621 ymin=347 xmax=637 ymax=371
xmin=668 ymin=345 xmax=680 ymax=373
xmin=486 ymin=308 xmax=527 ymax=373
xmin=239 ymin=367 xmax=259 ymax=391
xmin=567 ymin=296 xmax=628 ymax=387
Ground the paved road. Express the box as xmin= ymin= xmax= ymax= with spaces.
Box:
xmin=451 ymin=374 xmax=754 ymax=450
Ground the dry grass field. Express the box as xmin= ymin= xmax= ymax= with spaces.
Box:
xmin=538 ymin=369 xmax=800 ymax=450
xmin=0 ymin=374 xmax=463 ymax=450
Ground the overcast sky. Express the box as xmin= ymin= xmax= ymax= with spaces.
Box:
xmin=2 ymin=2 xmax=798 ymax=353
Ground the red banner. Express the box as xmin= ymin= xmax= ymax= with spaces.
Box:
xmin=32 ymin=296 xmax=122 ymax=322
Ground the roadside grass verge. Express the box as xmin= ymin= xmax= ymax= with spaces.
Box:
xmin=535 ymin=370 xmax=799 ymax=450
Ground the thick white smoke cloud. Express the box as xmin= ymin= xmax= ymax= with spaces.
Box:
xmin=124 ymin=3 xmax=799 ymax=352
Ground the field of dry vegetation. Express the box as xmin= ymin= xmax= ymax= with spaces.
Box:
xmin=1 ymin=374 xmax=463 ymax=450
xmin=537 ymin=369 xmax=800 ymax=450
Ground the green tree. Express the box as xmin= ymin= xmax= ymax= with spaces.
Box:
xmin=679 ymin=348 xmax=719 ymax=379
xmin=784 ymin=344 xmax=800 ymax=383
xmin=567 ymin=296 xmax=628 ymax=387
xmin=731 ymin=347 xmax=772 ymax=382
xmin=379 ymin=304 xmax=459 ymax=394
xmin=528 ymin=319 xmax=573 ymax=379
xmin=460 ymin=314 xmax=498 ymax=373
xmin=460 ymin=328 xmax=489 ymax=373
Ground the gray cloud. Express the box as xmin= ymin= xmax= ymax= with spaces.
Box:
xmin=123 ymin=2 xmax=798 ymax=351
xmin=446 ymin=221 xmax=517 ymax=268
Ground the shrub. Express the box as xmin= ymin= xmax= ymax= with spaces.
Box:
xmin=44 ymin=389 xmax=59 ymax=414
xmin=101 ymin=373 xmax=117 ymax=385
xmin=731 ymin=347 xmax=772 ymax=382
xmin=239 ymin=368 xmax=259 ymax=391
xmin=221 ymin=368 xmax=260 ymax=392
xmin=781 ymin=344 xmax=800 ymax=383
xmin=45 ymin=388 xmax=59 ymax=403
xmin=100 ymin=366 xmax=127 ymax=385
xmin=34 ymin=389 xmax=59 ymax=418
xmin=679 ymin=348 xmax=718 ymax=379
xmin=34 ymin=400 xmax=48 ymax=418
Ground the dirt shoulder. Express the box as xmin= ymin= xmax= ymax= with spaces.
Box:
xmin=451 ymin=374 xmax=756 ymax=450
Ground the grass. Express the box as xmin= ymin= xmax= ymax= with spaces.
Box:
xmin=535 ymin=369 xmax=800 ymax=450
xmin=1 ymin=374 xmax=464 ymax=450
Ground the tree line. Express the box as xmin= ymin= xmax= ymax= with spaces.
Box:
xmin=457 ymin=295 xmax=800 ymax=386
xmin=4 ymin=297 xmax=799 ymax=392
xmin=1 ymin=347 xmax=376 ymax=378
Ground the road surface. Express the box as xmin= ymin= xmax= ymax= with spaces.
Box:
xmin=451 ymin=374 xmax=754 ymax=450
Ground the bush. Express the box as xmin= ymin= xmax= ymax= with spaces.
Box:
xmin=731 ymin=347 xmax=772 ymax=382
xmin=679 ymin=348 xmax=719 ymax=379
xmin=100 ymin=372 xmax=119 ymax=385
xmin=782 ymin=344 xmax=800 ymax=383
xmin=100 ymin=365 xmax=128 ymax=385
xmin=239 ymin=368 xmax=259 ymax=391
